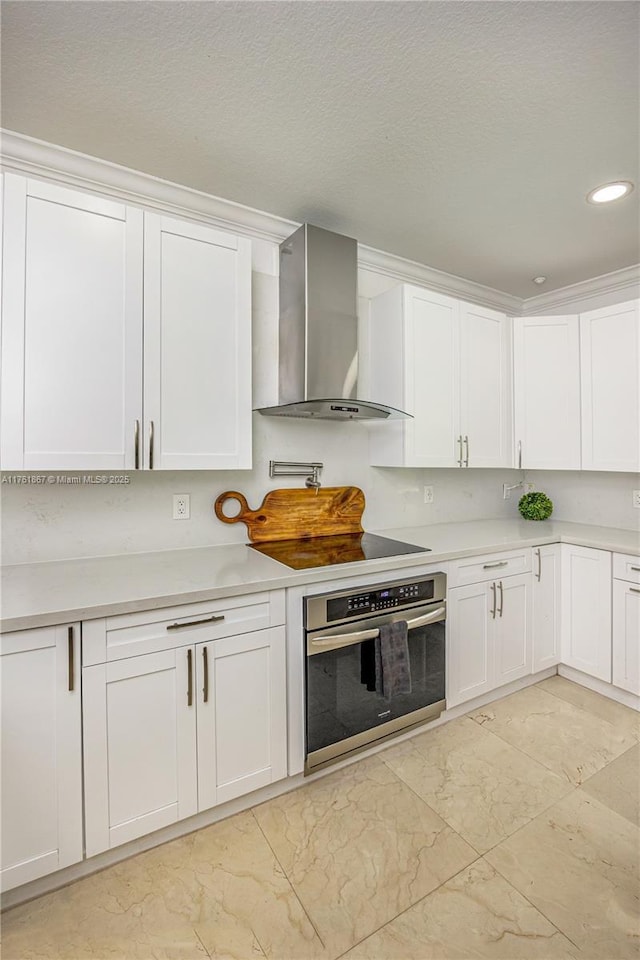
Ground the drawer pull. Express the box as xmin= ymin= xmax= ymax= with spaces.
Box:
xmin=483 ymin=561 xmax=508 ymax=569
xmin=630 ymin=566 xmax=640 ymax=572
xmin=167 ymin=615 xmax=225 ymax=631
xmin=630 ymin=587 xmax=640 ymax=594
xmin=187 ymin=649 xmax=193 ymax=706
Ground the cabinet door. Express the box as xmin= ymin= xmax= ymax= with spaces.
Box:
xmin=532 ymin=545 xmax=561 ymax=672
xmin=197 ymin=628 xmax=287 ymax=810
xmin=1 ymin=174 xmax=143 ymax=470
xmin=612 ymin=580 xmax=640 ymax=695
xmin=561 ymin=545 xmax=612 ymax=681
xmin=143 ymin=214 xmax=252 ymax=470
xmin=369 ymin=285 xmax=459 ymax=467
xmin=580 ymin=299 xmax=640 ymax=472
xmin=447 ymin=582 xmax=494 ymax=707
xmin=1 ymin=625 xmax=82 ymax=891
xmin=494 ymin=574 xmax=532 ymax=687
xmin=83 ymin=648 xmax=197 ymax=857
xmin=459 ymin=302 xmax=512 ymax=467
xmin=513 ymin=316 xmax=581 ymax=469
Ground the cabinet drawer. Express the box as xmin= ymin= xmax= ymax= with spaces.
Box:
xmin=83 ymin=590 xmax=286 ymax=665
xmin=448 ymin=549 xmax=532 ymax=587
xmin=613 ymin=553 xmax=640 ymax=585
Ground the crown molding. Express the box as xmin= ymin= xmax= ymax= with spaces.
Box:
xmin=521 ymin=263 xmax=640 ymax=315
xmin=0 ymin=128 xmax=522 ymax=313
xmin=356 ymin=245 xmax=522 ymax=314
xmin=0 ymin=128 xmax=297 ymax=244
xmin=2 ymin=129 xmax=636 ymax=318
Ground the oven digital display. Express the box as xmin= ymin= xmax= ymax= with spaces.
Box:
xmin=326 ymin=579 xmax=436 ymax=621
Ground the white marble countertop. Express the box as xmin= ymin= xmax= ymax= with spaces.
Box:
xmin=1 ymin=519 xmax=638 ymax=632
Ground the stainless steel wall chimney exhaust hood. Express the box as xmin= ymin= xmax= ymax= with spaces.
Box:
xmin=256 ymin=224 xmax=410 ymax=421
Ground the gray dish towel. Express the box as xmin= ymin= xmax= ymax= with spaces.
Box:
xmin=374 ymin=620 xmax=412 ymax=699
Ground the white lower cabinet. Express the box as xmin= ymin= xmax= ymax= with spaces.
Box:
xmin=612 ymin=554 xmax=640 ymax=695
xmin=83 ymin=609 xmax=287 ymax=857
xmin=447 ymin=564 xmax=532 ymax=708
xmin=83 ymin=648 xmax=198 ymax=858
xmin=561 ymin=544 xmax=612 ymax=681
xmin=532 ymin=544 xmax=561 ymax=672
xmin=0 ymin=625 xmax=82 ymax=892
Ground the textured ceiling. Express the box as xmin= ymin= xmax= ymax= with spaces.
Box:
xmin=1 ymin=1 xmax=638 ymax=297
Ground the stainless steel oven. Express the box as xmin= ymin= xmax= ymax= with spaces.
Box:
xmin=304 ymin=572 xmax=446 ymax=773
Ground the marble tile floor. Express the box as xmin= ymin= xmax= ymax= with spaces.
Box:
xmin=2 ymin=677 xmax=639 ymax=960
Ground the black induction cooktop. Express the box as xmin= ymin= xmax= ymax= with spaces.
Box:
xmin=250 ymin=532 xmax=430 ymax=570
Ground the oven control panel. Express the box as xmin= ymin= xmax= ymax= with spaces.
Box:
xmin=326 ymin=578 xmax=435 ymax=622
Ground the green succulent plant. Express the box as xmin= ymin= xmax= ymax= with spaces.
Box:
xmin=518 ymin=491 xmax=553 ymax=521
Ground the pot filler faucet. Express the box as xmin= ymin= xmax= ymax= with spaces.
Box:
xmin=269 ymin=460 xmax=323 ymax=489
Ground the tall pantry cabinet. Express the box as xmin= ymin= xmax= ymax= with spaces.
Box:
xmin=0 ymin=174 xmax=252 ymax=471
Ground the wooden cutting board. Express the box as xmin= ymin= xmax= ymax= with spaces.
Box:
xmin=214 ymin=487 xmax=365 ymax=542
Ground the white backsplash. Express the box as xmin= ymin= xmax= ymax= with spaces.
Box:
xmin=2 ymin=263 xmax=638 ymax=565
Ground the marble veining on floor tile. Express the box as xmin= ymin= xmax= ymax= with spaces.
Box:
xmin=253 ymin=756 xmax=477 ymax=957
xmin=381 ymin=715 xmax=573 ymax=854
xmin=1 ymin=811 xmax=325 ymax=960
xmin=470 ymin=684 xmax=638 ymax=785
xmin=3 ymin=682 xmax=639 ymax=960
xmin=342 ymin=858 xmax=580 ymax=959
xmin=580 ymin=742 xmax=640 ymax=828
xmin=486 ymin=790 xmax=640 ymax=959
xmin=538 ymin=676 xmax=640 ymax=739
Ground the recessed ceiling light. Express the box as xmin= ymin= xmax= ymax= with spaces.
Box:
xmin=532 ymin=276 xmax=547 ymax=285
xmin=586 ymin=181 xmax=634 ymax=204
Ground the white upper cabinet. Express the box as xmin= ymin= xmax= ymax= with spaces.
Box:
xmin=513 ymin=316 xmax=581 ymax=470
xmin=1 ymin=174 xmax=252 ymax=471
xmin=1 ymin=175 xmax=143 ymax=470
xmin=369 ymin=284 xmax=511 ymax=468
xmin=459 ymin=302 xmax=512 ymax=468
xmin=580 ymin=299 xmax=640 ymax=472
xmin=144 ymin=215 xmax=251 ymax=470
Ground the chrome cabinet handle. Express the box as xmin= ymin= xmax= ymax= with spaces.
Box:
xmin=631 ymin=567 xmax=640 ymax=572
xmin=202 ymin=646 xmax=209 ymax=703
xmin=490 ymin=582 xmax=496 ymax=619
xmin=464 ymin=435 xmax=469 ymax=467
xmin=68 ymin=626 xmax=75 ymax=692
xmin=457 ymin=435 xmax=463 ymax=467
xmin=149 ymin=420 xmax=155 ymax=469
xmin=630 ymin=587 xmax=640 ymax=594
xmin=518 ymin=440 xmax=522 ymax=470
xmin=498 ymin=581 xmax=504 ymax=617
xmin=483 ymin=561 xmax=508 ymax=569
xmin=167 ymin=614 xmax=225 ymax=631
xmin=187 ymin=649 xmax=193 ymax=707
xmin=134 ymin=419 xmax=140 ymax=470
xmin=535 ymin=548 xmax=541 ymax=582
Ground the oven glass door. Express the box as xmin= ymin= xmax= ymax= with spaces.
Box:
xmin=305 ymin=608 xmax=445 ymax=760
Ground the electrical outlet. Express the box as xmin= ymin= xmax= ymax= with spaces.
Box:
xmin=423 ymin=485 xmax=434 ymax=504
xmin=633 ymin=490 xmax=640 ymax=509
xmin=172 ymin=494 xmax=190 ymax=520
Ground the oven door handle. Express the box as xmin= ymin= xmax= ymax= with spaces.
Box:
xmin=309 ymin=606 xmax=446 ymax=651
